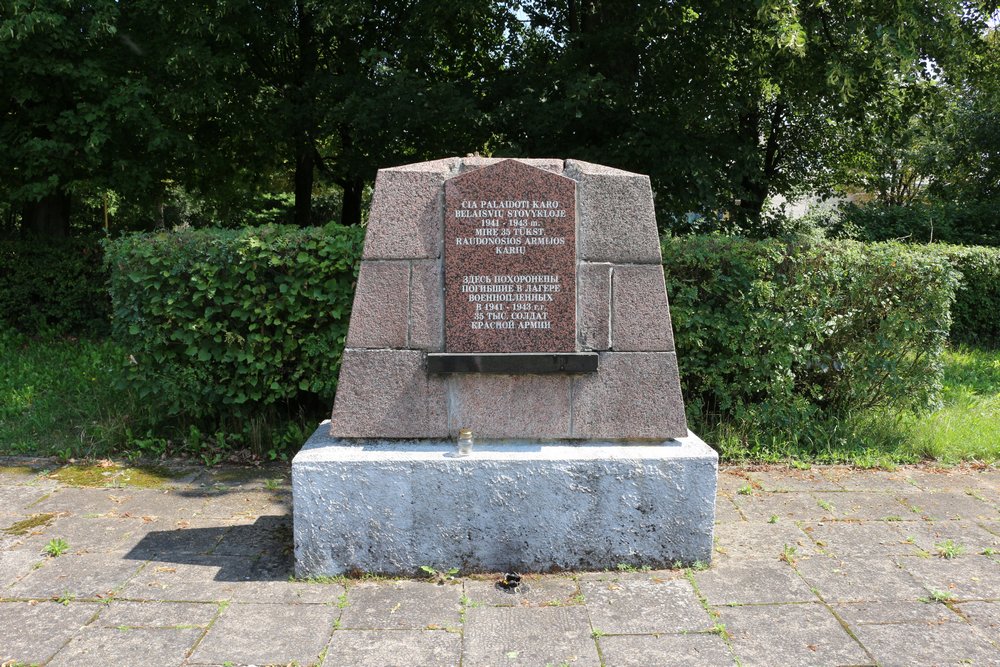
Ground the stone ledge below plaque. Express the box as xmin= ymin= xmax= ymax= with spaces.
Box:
xmin=427 ymin=352 xmax=599 ymax=374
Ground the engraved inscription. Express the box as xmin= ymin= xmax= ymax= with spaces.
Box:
xmin=444 ymin=161 xmax=576 ymax=352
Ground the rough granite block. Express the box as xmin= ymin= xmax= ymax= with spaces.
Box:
xmin=330 ymin=349 xmax=448 ymax=438
xmin=448 ymin=374 xmax=572 ymax=438
xmin=612 ymin=264 xmax=675 ymax=351
xmin=293 ymin=423 xmax=718 ymax=575
xmin=363 ymin=163 xmax=456 ymax=260
xmin=577 ymin=262 xmax=611 ymax=351
xmin=565 ymin=159 xmax=662 ymax=264
xmin=572 ymin=352 xmax=687 ymax=439
xmin=408 ymin=259 xmax=444 ymax=351
xmin=459 ymin=157 xmax=564 ymax=174
xmin=345 ymin=261 xmax=409 ymax=349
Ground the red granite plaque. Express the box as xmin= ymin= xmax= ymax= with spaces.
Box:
xmin=444 ymin=160 xmax=577 ymax=352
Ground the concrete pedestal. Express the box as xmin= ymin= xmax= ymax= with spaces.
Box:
xmin=292 ymin=421 xmax=718 ymax=577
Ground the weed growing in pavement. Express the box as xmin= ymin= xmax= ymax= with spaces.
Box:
xmin=44 ymin=538 xmax=69 ymax=557
xmin=935 ymin=539 xmax=966 ymax=559
xmin=419 ymin=565 xmax=460 ymax=585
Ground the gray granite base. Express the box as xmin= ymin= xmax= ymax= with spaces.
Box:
xmin=292 ymin=421 xmax=718 ymax=576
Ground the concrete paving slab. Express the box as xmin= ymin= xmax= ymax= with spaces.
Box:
xmin=717 ymin=468 xmax=755 ymax=494
xmin=900 ymin=555 xmax=1000 ymax=600
xmin=112 ymin=488 xmax=210 ymax=519
xmin=899 ymin=491 xmax=1000 ymax=521
xmin=582 ymin=576 xmax=711 ymax=633
xmin=47 ymin=626 xmax=203 ymax=667
xmin=30 ymin=487 xmax=133 ymax=516
xmin=715 ymin=602 xmax=871 ymax=667
xmin=196 ymin=489 xmax=290 ymax=520
xmin=212 ymin=514 xmax=291 ymax=558
xmin=597 ymin=633 xmax=736 ymax=666
xmin=818 ymin=467 xmax=918 ymax=493
xmin=27 ymin=515 xmax=147 ymax=554
xmin=794 ymin=556 xmax=928 ymax=602
xmin=0 ymin=485 xmax=52 ymax=515
xmin=898 ymin=520 xmax=1000 ymax=556
xmin=0 ymin=549 xmax=44 ymax=586
xmin=93 ymin=599 xmax=218 ymax=628
xmin=800 ymin=521 xmax=924 ymax=558
xmin=462 ymin=574 xmax=580 ymax=607
xmin=339 ymin=580 xmax=462 ymax=630
xmin=123 ymin=518 xmax=229 ymax=559
xmin=849 ymin=619 xmax=1000 ymax=667
xmin=713 ymin=494 xmax=743 ymax=523
xmin=831 ymin=600 xmax=964 ymax=626
xmin=118 ymin=556 xmax=254 ymax=602
xmin=713 ymin=521 xmax=816 ymax=561
xmin=694 ymin=559 xmax=816 ymax=605
xmin=819 ymin=491 xmax=913 ymax=520
xmin=749 ymin=468 xmax=845 ymax=492
xmin=6 ymin=552 xmax=146 ymax=600
xmin=323 ymin=629 xmax=462 ymax=666
xmin=189 ymin=602 xmax=337 ymax=665
xmin=956 ymin=601 xmax=1000 ymax=636
xmin=733 ymin=491 xmax=837 ymax=523
xmin=0 ymin=600 xmax=98 ymax=665
xmin=462 ymin=605 xmax=600 ymax=667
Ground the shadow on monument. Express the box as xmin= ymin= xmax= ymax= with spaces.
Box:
xmin=122 ymin=514 xmax=297 ymax=582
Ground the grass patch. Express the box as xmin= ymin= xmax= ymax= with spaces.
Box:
xmin=706 ymin=346 xmax=1000 ymax=466
xmin=3 ymin=513 xmax=57 ymax=536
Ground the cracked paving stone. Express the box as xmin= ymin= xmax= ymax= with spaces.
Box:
xmin=47 ymin=626 xmax=203 ymax=667
xmin=93 ymin=600 xmax=219 ymax=628
xmin=799 ymin=521 xmax=923 ymax=558
xmin=713 ymin=521 xmax=815 ymax=561
xmin=6 ymin=553 xmax=146 ymax=600
xmin=461 ymin=605 xmax=600 ymax=667
xmin=900 ymin=555 xmax=1000 ymax=600
xmin=693 ymin=559 xmax=815 ymax=605
xmin=0 ymin=601 xmax=98 ymax=665
xmin=339 ymin=580 xmax=462 ymax=630
xmin=597 ymin=633 xmax=736 ymax=667
xmin=715 ymin=602 xmax=870 ymax=667
xmin=794 ymin=556 xmax=927 ymax=603
xmin=322 ymin=629 xmax=461 ymax=666
xmin=850 ymin=618 xmax=1000 ymax=667
xmin=582 ymin=576 xmax=711 ymax=633
xmin=462 ymin=574 xmax=579 ymax=607
xmin=189 ymin=602 xmax=337 ymax=665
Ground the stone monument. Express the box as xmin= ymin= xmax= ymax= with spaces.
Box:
xmin=292 ymin=157 xmax=717 ymax=576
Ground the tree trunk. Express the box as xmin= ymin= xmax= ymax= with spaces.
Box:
xmin=293 ymin=135 xmax=315 ymax=227
xmin=21 ymin=192 xmax=71 ymax=237
xmin=340 ymin=179 xmax=364 ymax=227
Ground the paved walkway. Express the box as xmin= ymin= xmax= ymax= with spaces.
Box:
xmin=1 ymin=460 xmax=999 ymax=666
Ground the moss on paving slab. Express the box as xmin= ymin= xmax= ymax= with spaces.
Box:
xmin=3 ymin=513 xmax=57 ymax=536
xmin=46 ymin=463 xmax=189 ymax=489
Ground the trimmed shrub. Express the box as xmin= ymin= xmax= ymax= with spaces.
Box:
xmin=662 ymin=237 xmax=960 ymax=436
xmin=105 ymin=224 xmax=364 ymax=431
xmin=832 ymin=201 xmax=1000 ymax=247
xmin=936 ymin=244 xmax=1000 ymax=348
xmin=0 ymin=237 xmax=110 ymax=336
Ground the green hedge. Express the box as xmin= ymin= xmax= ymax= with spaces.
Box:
xmin=662 ymin=237 xmax=960 ymax=435
xmin=936 ymin=244 xmax=1000 ymax=348
xmin=105 ymin=224 xmax=364 ymax=427
xmin=832 ymin=201 xmax=1000 ymax=247
xmin=0 ymin=237 xmax=110 ymax=336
